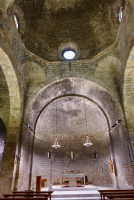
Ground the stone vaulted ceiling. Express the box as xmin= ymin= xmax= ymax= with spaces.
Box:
xmin=14 ymin=0 xmax=123 ymax=61
xmin=35 ymin=95 xmax=109 ymax=152
xmin=35 ymin=96 xmax=107 ymax=141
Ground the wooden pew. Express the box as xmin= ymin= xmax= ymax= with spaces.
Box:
xmin=0 ymin=199 xmax=45 ymax=200
xmin=12 ymin=191 xmax=53 ymax=194
xmin=3 ymin=192 xmax=53 ymax=200
xmin=11 ymin=190 xmax=53 ymax=200
xmin=106 ymin=193 xmax=134 ymax=199
xmin=3 ymin=194 xmax=48 ymax=199
xmin=98 ymin=189 xmax=134 ymax=200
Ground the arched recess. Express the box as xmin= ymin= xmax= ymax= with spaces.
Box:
xmin=96 ymin=55 xmax=122 ymax=101
xmin=31 ymin=95 xmax=115 ymax=188
xmin=0 ymin=118 xmax=7 ymax=170
xmin=110 ymin=0 xmax=125 ymax=32
xmin=11 ymin=4 xmax=26 ymax=37
xmin=25 ymin=78 xmax=121 ymax=130
xmin=124 ymin=46 xmax=134 ymax=160
xmin=0 ymin=47 xmax=21 ymax=193
xmin=17 ymin=77 xmax=132 ymax=190
xmin=0 ymin=47 xmax=21 ymax=130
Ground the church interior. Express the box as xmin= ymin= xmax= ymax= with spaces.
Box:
xmin=0 ymin=0 xmax=134 ymax=197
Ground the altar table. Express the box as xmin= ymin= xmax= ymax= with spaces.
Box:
xmin=60 ymin=173 xmax=85 ymax=187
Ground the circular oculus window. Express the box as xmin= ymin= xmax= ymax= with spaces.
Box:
xmin=58 ymin=42 xmax=80 ymax=60
xmin=62 ymin=49 xmax=76 ymax=60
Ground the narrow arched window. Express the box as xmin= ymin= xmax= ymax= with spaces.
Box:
xmin=119 ymin=6 xmax=123 ymax=22
xmin=0 ymin=118 xmax=7 ymax=170
xmin=14 ymin=15 xmax=19 ymax=29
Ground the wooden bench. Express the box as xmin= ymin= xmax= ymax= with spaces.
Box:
xmin=12 ymin=191 xmax=53 ymax=194
xmin=3 ymin=192 xmax=53 ymax=200
xmin=106 ymin=193 xmax=134 ymax=199
xmin=98 ymin=189 xmax=134 ymax=200
xmin=3 ymin=194 xmax=48 ymax=199
xmin=0 ymin=199 xmax=45 ymax=200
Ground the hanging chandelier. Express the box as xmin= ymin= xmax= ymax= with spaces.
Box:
xmin=52 ymin=101 xmax=61 ymax=148
xmin=52 ymin=137 xmax=61 ymax=148
xmin=83 ymin=135 xmax=93 ymax=146
xmin=83 ymin=98 xmax=93 ymax=146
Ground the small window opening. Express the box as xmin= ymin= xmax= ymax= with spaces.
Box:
xmin=14 ymin=15 xmax=18 ymax=29
xmin=62 ymin=49 xmax=76 ymax=60
xmin=119 ymin=6 xmax=123 ymax=22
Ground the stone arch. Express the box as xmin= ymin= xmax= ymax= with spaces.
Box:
xmin=22 ymin=55 xmax=122 ymax=111
xmin=34 ymin=94 xmax=111 ymax=134
xmin=124 ymin=46 xmax=134 ymax=151
xmin=18 ymin=77 xmax=132 ymax=189
xmin=25 ymin=78 xmax=121 ymax=126
xmin=0 ymin=47 xmax=21 ymax=194
xmin=0 ymin=47 xmax=21 ymax=130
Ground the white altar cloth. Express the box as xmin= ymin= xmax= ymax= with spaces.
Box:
xmin=60 ymin=173 xmax=85 ymax=187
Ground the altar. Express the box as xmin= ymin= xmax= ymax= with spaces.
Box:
xmin=60 ymin=173 xmax=85 ymax=187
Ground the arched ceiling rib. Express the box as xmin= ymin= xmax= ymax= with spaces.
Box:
xmin=24 ymin=78 xmax=121 ymax=151
xmin=0 ymin=48 xmax=21 ymax=130
xmin=124 ymin=46 xmax=134 ymax=138
xmin=35 ymin=96 xmax=107 ymax=142
xmin=25 ymin=78 xmax=121 ymax=140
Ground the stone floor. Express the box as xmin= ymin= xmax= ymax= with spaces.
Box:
xmin=41 ymin=184 xmax=115 ymax=200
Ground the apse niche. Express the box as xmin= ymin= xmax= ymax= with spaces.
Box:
xmin=0 ymin=118 xmax=7 ymax=170
xmin=32 ymin=95 xmax=114 ymax=187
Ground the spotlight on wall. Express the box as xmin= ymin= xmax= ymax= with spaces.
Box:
xmin=3 ymin=140 xmax=6 ymax=145
xmin=111 ymin=119 xmax=121 ymax=128
xmin=24 ymin=122 xmax=34 ymax=133
xmin=109 ymin=119 xmax=122 ymax=132
xmin=26 ymin=123 xmax=30 ymax=128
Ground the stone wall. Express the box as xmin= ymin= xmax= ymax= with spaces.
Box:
xmin=15 ymin=77 xmax=132 ymax=190
xmin=30 ymin=129 xmax=115 ymax=188
xmin=0 ymin=0 xmax=134 ymax=196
